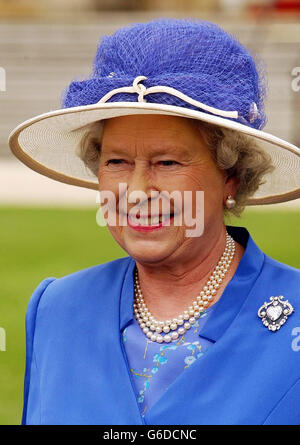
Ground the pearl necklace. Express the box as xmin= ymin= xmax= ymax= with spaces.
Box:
xmin=133 ymin=231 xmax=235 ymax=344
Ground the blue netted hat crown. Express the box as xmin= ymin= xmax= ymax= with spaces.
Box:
xmin=62 ymin=18 xmax=267 ymax=130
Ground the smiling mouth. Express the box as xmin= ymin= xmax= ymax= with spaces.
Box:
xmin=127 ymin=213 xmax=175 ymax=229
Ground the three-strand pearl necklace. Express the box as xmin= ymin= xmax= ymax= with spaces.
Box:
xmin=133 ymin=231 xmax=236 ymax=344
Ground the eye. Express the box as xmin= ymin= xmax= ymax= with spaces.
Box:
xmin=106 ymin=159 xmax=125 ymax=165
xmin=158 ymin=160 xmax=180 ymax=167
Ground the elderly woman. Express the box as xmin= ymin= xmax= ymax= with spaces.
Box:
xmin=9 ymin=19 xmax=300 ymax=425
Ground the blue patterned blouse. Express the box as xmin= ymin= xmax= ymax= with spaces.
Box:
xmin=122 ymin=304 xmax=217 ymax=417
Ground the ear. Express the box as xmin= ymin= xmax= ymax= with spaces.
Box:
xmin=223 ymin=174 xmax=239 ymax=202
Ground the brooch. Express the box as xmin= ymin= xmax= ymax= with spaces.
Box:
xmin=258 ymin=296 xmax=294 ymax=332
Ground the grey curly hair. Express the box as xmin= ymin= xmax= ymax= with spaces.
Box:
xmin=77 ymin=118 xmax=274 ymax=216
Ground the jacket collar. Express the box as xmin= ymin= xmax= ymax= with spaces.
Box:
xmin=119 ymin=257 xmax=136 ymax=331
xmin=199 ymin=226 xmax=265 ymax=342
xmin=119 ymin=226 xmax=265 ymax=341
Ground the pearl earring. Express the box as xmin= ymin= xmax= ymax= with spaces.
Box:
xmin=225 ymin=195 xmax=236 ymax=209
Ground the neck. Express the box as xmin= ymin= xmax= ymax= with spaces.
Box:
xmin=135 ymin=226 xmax=244 ymax=320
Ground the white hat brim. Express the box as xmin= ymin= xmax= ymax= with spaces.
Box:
xmin=8 ymin=101 xmax=300 ymax=205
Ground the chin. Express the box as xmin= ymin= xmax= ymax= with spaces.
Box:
xmin=108 ymin=226 xmax=184 ymax=264
xmin=124 ymin=238 xmax=178 ymax=265
xmin=125 ymin=241 xmax=174 ymax=263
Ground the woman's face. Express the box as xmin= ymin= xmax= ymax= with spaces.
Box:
xmin=98 ymin=114 xmax=237 ymax=266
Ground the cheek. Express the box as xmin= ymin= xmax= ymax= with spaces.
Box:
xmin=153 ymin=167 xmax=204 ymax=192
xmin=105 ymin=225 xmax=128 ymax=252
xmin=98 ymin=169 xmax=122 ymax=192
xmin=98 ymin=172 xmax=120 ymax=226
xmin=169 ymin=165 xmax=222 ymax=192
xmin=174 ymin=167 xmax=224 ymax=218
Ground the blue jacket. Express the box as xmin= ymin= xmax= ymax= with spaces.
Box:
xmin=22 ymin=226 xmax=300 ymax=425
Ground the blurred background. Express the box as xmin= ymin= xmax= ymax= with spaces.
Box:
xmin=0 ymin=0 xmax=299 ymax=425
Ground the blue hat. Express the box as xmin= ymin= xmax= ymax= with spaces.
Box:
xmin=63 ymin=18 xmax=265 ymax=130
xmin=8 ymin=18 xmax=300 ymax=204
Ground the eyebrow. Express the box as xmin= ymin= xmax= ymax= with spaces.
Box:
xmin=101 ymin=145 xmax=192 ymax=158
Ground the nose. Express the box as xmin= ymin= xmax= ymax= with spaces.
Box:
xmin=127 ymin=162 xmax=153 ymax=197
xmin=126 ymin=162 xmax=157 ymax=212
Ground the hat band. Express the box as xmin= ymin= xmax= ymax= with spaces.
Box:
xmin=98 ymin=75 xmax=239 ymax=120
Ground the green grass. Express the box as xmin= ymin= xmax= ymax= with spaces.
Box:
xmin=0 ymin=206 xmax=299 ymax=424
